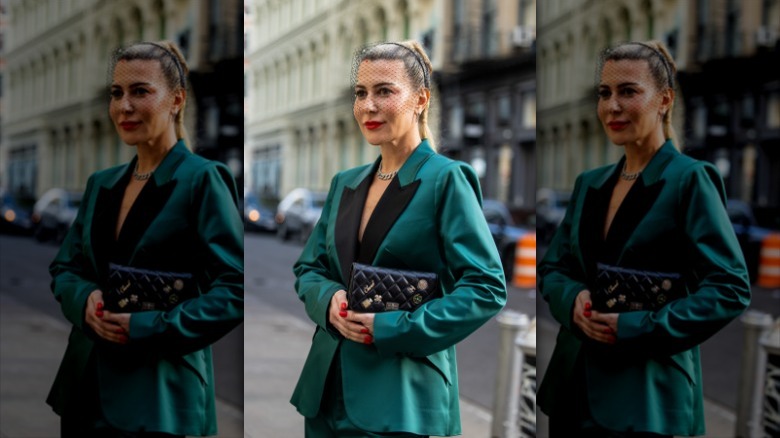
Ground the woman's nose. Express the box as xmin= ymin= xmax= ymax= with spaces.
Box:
xmin=119 ymin=96 xmax=133 ymax=112
xmin=606 ymin=96 xmax=620 ymax=112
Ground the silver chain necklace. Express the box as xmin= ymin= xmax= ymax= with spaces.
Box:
xmin=620 ymin=163 xmax=641 ymax=181
xmin=133 ymin=163 xmax=154 ymax=181
xmin=376 ymin=164 xmax=397 ymax=181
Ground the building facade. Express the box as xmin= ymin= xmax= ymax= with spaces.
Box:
xmin=2 ymin=0 xmax=242 ymax=198
xmin=436 ymin=0 xmax=536 ymax=213
xmin=537 ymin=0 xmax=780 ymax=215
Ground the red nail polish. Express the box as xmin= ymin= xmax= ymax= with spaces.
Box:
xmin=360 ymin=328 xmax=368 ymax=334
xmin=96 ymin=311 xmax=104 ymax=318
xmin=603 ymin=328 xmax=612 ymax=334
xmin=96 ymin=302 xmax=103 ymax=310
xmin=120 ymin=335 xmax=128 ymax=343
xmin=363 ymin=335 xmax=373 ymax=344
xmin=340 ymin=302 xmax=347 ymax=310
xmin=584 ymin=302 xmax=591 ymax=310
xmin=116 ymin=328 xmax=125 ymax=334
xmin=339 ymin=311 xmax=348 ymax=318
xmin=583 ymin=310 xmax=592 ymax=318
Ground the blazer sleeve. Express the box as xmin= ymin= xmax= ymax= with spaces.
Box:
xmin=537 ymin=175 xmax=590 ymax=332
xmin=616 ymin=162 xmax=751 ymax=355
xmin=292 ymin=173 xmax=346 ymax=333
xmin=128 ymin=163 xmax=244 ymax=354
xmin=50 ymin=175 xmax=101 ymax=330
xmin=372 ymin=162 xmax=507 ymax=358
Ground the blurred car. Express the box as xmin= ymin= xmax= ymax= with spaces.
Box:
xmin=276 ymin=188 xmax=327 ymax=243
xmin=727 ymin=199 xmax=776 ymax=284
xmin=32 ymin=188 xmax=83 ymax=243
xmin=482 ymin=199 xmax=532 ymax=280
xmin=0 ymin=188 xmax=35 ymax=235
xmin=536 ymin=187 xmax=571 ymax=245
xmin=243 ymin=189 xmax=277 ymax=233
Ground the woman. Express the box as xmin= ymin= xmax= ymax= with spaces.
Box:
xmin=538 ymin=40 xmax=750 ymax=437
xmin=47 ymin=41 xmax=243 ymax=437
xmin=290 ymin=41 xmax=507 ymax=437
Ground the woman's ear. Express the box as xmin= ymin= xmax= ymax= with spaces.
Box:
xmin=173 ymin=88 xmax=186 ymax=114
xmin=416 ymin=88 xmax=430 ymax=114
xmin=661 ymin=88 xmax=674 ymax=115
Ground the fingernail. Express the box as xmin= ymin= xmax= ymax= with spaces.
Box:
xmin=363 ymin=335 xmax=373 ymax=344
xmin=120 ymin=335 xmax=128 ymax=343
xmin=603 ymin=328 xmax=612 ymax=334
xmin=96 ymin=311 xmax=104 ymax=318
xmin=339 ymin=311 xmax=348 ymax=318
xmin=584 ymin=302 xmax=591 ymax=310
xmin=360 ymin=328 xmax=368 ymax=334
xmin=583 ymin=310 xmax=592 ymax=318
xmin=340 ymin=302 xmax=347 ymax=310
xmin=96 ymin=302 xmax=103 ymax=310
xmin=115 ymin=328 xmax=125 ymax=334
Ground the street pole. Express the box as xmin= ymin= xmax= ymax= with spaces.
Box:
xmin=492 ymin=310 xmax=530 ymax=438
xmin=735 ymin=310 xmax=773 ymax=438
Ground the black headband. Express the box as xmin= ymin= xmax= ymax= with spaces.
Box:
xmin=628 ymin=42 xmax=674 ymax=88
xmin=383 ymin=42 xmax=430 ymax=89
xmin=140 ymin=42 xmax=186 ymax=88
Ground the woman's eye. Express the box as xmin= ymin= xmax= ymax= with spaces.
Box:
xmin=110 ymin=90 xmax=122 ymax=99
xmin=354 ymin=90 xmax=367 ymax=99
xmin=597 ymin=90 xmax=610 ymax=99
xmin=620 ymin=88 xmax=637 ymax=96
xmin=132 ymin=88 xmax=149 ymax=96
xmin=378 ymin=87 xmax=392 ymax=96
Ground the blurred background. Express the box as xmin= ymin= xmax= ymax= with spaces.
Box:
xmin=535 ymin=1 xmax=780 ymax=437
xmin=242 ymin=0 xmax=537 ymax=436
xmin=0 ymin=1 xmax=244 ymax=436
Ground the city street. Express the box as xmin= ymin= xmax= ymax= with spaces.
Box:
xmin=0 ymin=234 xmax=243 ymax=436
xmin=244 ymin=230 xmax=538 ymax=411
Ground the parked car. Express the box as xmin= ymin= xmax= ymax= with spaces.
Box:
xmin=0 ymin=188 xmax=35 ymax=235
xmin=275 ymin=188 xmax=327 ymax=243
xmin=727 ymin=199 xmax=776 ymax=284
xmin=482 ymin=199 xmax=532 ymax=280
xmin=32 ymin=188 xmax=83 ymax=243
xmin=244 ymin=188 xmax=278 ymax=233
xmin=536 ymin=188 xmax=571 ymax=245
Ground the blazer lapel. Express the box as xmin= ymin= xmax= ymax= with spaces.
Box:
xmin=126 ymin=141 xmax=189 ymax=264
xmin=335 ymin=168 xmax=373 ymax=285
xmin=333 ymin=140 xmax=435 ymax=281
xmin=579 ymin=167 xmax=617 ymax=278
xmin=614 ymin=141 xmax=678 ymax=263
xmin=91 ymin=164 xmax=131 ymax=279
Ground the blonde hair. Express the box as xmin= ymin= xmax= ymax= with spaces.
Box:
xmin=110 ymin=40 xmax=191 ymax=148
xmin=598 ymin=40 xmax=680 ymax=149
xmin=352 ymin=40 xmax=436 ymax=149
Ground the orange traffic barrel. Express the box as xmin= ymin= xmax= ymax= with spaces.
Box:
xmin=758 ymin=233 xmax=780 ymax=289
xmin=513 ymin=232 xmax=536 ymax=288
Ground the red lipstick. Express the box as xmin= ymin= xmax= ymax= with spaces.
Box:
xmin=364 ymin=121 xmax=383 ymax=130
xmin=120 ymin=122 xmax=141 ymax=130
xmin=608 ymin=121 xmax=629 ymax=131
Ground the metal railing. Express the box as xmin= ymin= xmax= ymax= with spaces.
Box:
xmin=492 ymin=310 xmax=536 ymax=438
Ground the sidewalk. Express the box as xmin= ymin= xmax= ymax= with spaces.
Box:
xmin=534 ymin=316 xmax=737 ymax=438
xmin=244 ymin=293 xmax=494 ymax=437
xmin=0 ymin=293 xmax=243 ymax=438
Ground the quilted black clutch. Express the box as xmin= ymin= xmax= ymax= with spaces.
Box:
xmin=105 ymin=263 xmax=196 ymax=312
xmin=347 ymin=263 xmax=440 ymax=312
xmin=593 ymin=263 xmax=685 ymax=313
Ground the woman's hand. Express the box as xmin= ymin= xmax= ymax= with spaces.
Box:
xmin=328 ymin=290 xmax=374 ymax=344
xmin=85 ymin=290 xmax=130 ymax=344
xmin=573 ymin=290 xmax=617 ymax=344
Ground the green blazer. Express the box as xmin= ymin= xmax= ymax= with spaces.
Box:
xmin=538 ymin=141 xmax=750 ymax=436
xmin=47 ymin=140 xmax=243 ymax=436
xmin=290 ymin=140 xmax=506 ymax=436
